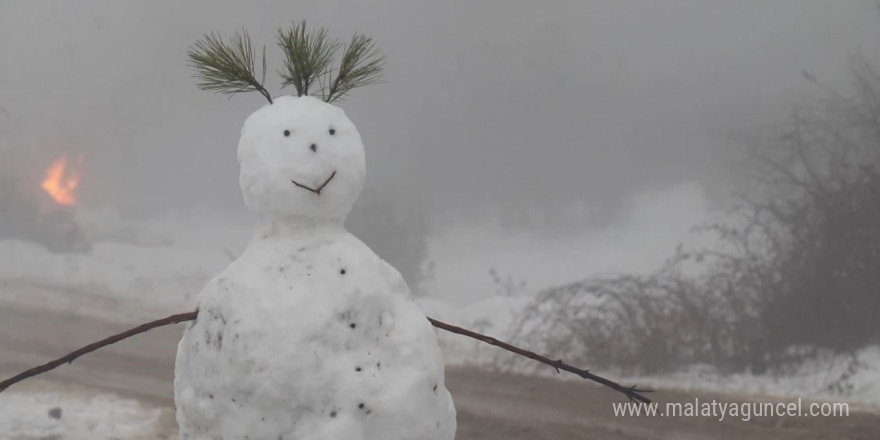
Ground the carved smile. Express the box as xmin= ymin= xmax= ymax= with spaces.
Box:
xmin=291 ymin=171 xmax=337 ymax=196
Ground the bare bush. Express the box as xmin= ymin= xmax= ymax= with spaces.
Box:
xmin=506 ymin=59 xmax=880 ymax=375
xmin=505 ymin=252 xmax=766 ymax=375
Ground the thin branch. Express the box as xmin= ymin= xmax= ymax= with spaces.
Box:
xmin=791 ymin=108 xmax=825 ymax=192
xmin=291 ymin=170 xmax=336 ymax=196
xmin=0 ymin=311 xmax=197 ymax=392
xmin=0 ymin=310 xmax=652 ymax=404
xmin=427 ymin=318 xmax=653 ymax=403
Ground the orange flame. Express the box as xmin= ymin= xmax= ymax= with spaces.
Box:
xmin=41 ymin=155 xmax=81 ymax=206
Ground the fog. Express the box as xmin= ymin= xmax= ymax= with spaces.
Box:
xmin=5 ymin=4 xmax=880 ymax=431
xmin=2 ymin=1 xmax=880 ymax=298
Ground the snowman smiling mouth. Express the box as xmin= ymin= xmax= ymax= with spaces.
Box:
xmin=291 ymin=171 xmax=337 ymax=196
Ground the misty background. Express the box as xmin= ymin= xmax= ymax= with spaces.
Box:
xmin=2 ymin=0 xmax=880 ymax=303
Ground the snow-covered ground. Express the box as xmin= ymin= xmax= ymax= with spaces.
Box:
xmin=1 ymin=181 xmax=878 ymax=415
xmin=0 ymin=380 xmax=173 ymax=440
xmin=632 ymin=346 xmax=880 ymax=409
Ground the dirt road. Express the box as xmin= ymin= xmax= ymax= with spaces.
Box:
xmin=1 ymin=289 xmax=878 ymax=439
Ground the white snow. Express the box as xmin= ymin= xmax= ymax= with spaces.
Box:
xmin=237 ymin=95 xmax=365 ymax=222
xmin=628 ymin=346 xmax=880 ymax=410
xmin=0 ymin=381 xmax=170 ymax=440
xmin=174 ymin=95 xmax=455 ymax=440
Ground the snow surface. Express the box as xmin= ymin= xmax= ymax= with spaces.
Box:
xmin=176 ymin=226 xmax=456 ymax=440
xmin=0 ymin=381 xmax=169 ymax=440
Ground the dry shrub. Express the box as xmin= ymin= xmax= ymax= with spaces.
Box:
xmin=505 ymin=58 xmax=880 ymax=375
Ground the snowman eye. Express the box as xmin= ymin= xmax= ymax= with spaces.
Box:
xmin=283 ymin=129 xmax=291 ymax=137
xmin=328 ymin=128 xmax=336 ymax=136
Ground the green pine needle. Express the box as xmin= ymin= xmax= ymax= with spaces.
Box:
xmin=187 ymin=24 xmax=384 ymax=104
xmin=277 ymin=21 xmax=340 ymax=97
xmin=188 ymin=30 xmax=273 ymax=104
xmin=324 ymin=33 xmax=385 ymax=103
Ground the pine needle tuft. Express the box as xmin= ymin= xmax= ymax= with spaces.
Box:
xmin=188 ymin=30 xmax=273 ymax=103
xmin=277 ymin=21 xmax=340 ymax=97
xmin=188 ymin=24 xmax=384 ymax=104
xmin=324 ymin=33 xmax=385 ymax=103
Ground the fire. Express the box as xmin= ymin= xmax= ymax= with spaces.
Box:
xmin=41 ymin=155 xmax=82 ymax=206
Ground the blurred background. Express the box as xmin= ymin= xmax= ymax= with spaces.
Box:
xmin=2 ymin=1 xmax=880 ymax=438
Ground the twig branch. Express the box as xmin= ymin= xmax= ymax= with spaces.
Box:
xmin=427 ymin=318 xmax=652 ymax=403
xmin=0 ymin=310 xmax=652 ymax=403
xmin=0 ymin=311 xmax=197 ymax=392
xmin=290 ymin=170 xmax=337 ymax=196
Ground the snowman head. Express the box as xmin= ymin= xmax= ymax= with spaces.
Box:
xmin=188 ymin=25 xmax=384 ymax=223
xmin=237 ymin=95 xmax=365 ymax=224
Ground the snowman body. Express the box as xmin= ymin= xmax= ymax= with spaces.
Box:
xmin=174 ymin=96 xmax=456 ymax=440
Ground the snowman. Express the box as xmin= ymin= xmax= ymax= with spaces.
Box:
xmin=175 ymin=27 xmax=456 ymax=440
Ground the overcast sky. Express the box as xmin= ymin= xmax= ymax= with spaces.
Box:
xmin=2 ymin=0 xmax=879 ymax=221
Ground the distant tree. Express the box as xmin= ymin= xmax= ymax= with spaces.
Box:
xmin=751 ymin=59 xmax=880 ymax=352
